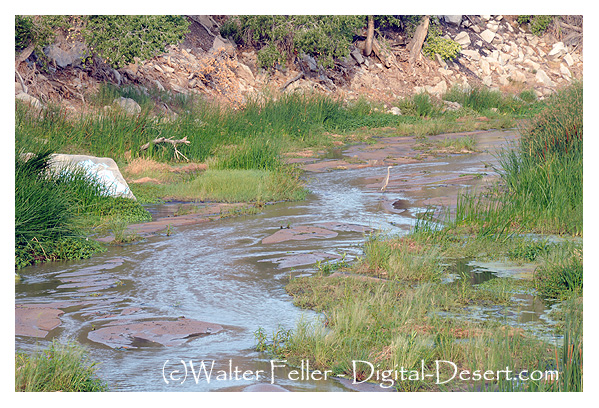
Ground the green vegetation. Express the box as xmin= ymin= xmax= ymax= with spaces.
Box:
xmin=254 ymin=82 xmax=583 ymax=392
xmin=14 ymin=145 xmax=150 ymax=269
xmin=15 ymin=15 xmax=68 ymax=53
xmin=423 ymin=35 xmax=461 ymax=61
xmin=82 ymin=15 xmax=189 ymax=68
xmin=220 ymin=15 xmax=364 ymax=69
xmin=517 ymin=15 xmax=556 ymax=36
xmin=15 ymin=340 xmax=108 ymax=392
xmin=451 ymin=82 xmax=582 ymax=236
xmin=15 ymin=78 xmax=549 ymax=270
xmin=15 ymin=15 xmax=189 ymax=69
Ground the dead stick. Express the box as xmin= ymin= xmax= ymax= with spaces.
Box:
xmin=280 ymin=72 xmax=304 ymax=91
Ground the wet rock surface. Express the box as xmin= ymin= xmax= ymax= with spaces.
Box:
xmin=15 ymin=305 xmax=65 ymax=338
xmin=262 ymin=226 xmax=339 ymax=244
xmin=87 ymin=318 xmax=223 ymax=349
xmin=98 ymin=203 xmax=249 ymax=242
xmin=259 ymin=252 xmax=342 ymax=269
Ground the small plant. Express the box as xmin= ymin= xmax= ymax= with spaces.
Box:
xmin=254 ymin=325 xmax=293 ymax=354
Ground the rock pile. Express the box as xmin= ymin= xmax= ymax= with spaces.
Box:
xmin=417 ymin=15 xmax=582 ymax=97
xmin=15 ymin=15 xmax=583 ymax=111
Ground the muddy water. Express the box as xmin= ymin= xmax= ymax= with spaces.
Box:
xmin=15 ymin=130 xmax=555 ymax=391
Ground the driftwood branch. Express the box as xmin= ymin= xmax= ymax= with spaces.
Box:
xmin=15 ymin=44 xmax=35 ymax=67
xmin=140 ymin=136 xmax=191 ymax=161
xmin=559 ymin=21 xmax=582 ymax=32
xmin=364 ymin=16 xmax=374 ymax=56
xmin=408 ymin=16 xmax=430 ymax=66
xmin=281 ymin=71 xmax=304 ymax=91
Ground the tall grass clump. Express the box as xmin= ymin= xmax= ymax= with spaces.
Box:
xmin=14 ymin=144 xmax=150 ymax=268
xmin=501 ymin=82 xmax=582 ymax=234
xmin=443 ymin=86 xmax=534 ymax=115
xmin=15 ymin=340 xmax=108 ymax=392
xmin=357 ymin=233 xmax=444 ymax=282
xmin=449 ymin=82 xmax=582 ymax=236
xmin=534 ymin=242 xmax=583 ymax=299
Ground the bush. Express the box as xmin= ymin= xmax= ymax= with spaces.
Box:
xmin=423 ymin=35 xmax=461 ymax=61
xmin=15 ymin=15 xmax=68 ymax=52
xmin=82 ymin=15 xmax=189 ymax=68
xmin=517 ymin=15 xmax=555 ymax=36
xmin=220 ymin=15 xmax=364 ymax=69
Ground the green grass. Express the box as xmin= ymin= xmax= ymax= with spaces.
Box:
xmin=272 ymin=84 xmax=583 ymax=391
xmin=14 ymin=147 xmax=151 ymax=268
xmin=156 ymin=168 xmax=307 ymax=203
xmin=15 ymin=340 xmax=108 ymax=392
xmin=446 ymin=82 xmax=583 ymax=236
xmin=279 ymin=274 xmax=566 ymax=391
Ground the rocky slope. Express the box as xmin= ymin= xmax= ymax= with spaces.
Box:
xmin=15 ymin=15 xmax=583 ymax=113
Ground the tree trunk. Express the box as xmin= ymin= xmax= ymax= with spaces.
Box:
xmin=408 ymin=15 xmax=430 ymax=66
xmin=364 ymin=15 xmax=375 ymax=56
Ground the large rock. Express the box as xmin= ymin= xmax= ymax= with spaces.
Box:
xmin=535 ymin=69 xmax=555 ymax=87
xmin=209 ymin=35 xmax=236 ymax=56
xmin=50 ymin=154 xmax=136 ymax=200
xmin=548 ymin=42 xmax=567 ymax=59
xmin=15 ymin=92 xmax=41 ymax=109
xmin=480 ymin=29 xmax=496 ymax=43
xmin=460 ymin=49 xmax=481 ymax=61
xmin=15 ymin=304 xmax=64 ymax=338
xmin=454 ymin=32 xmax=471 ymax=47
xmin=113 ymin=97 xmax=141 ymax=115
xmin=87 ymin=318 xmax=223 ymax=349
xmin=441 ymin=15 xmax=462 ymax=25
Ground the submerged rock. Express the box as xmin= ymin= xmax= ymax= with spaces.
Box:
xmin=87 ymin=317 xmax=223 ymax=349
xmin=262 ymin=226 xmax=338 ymax=244
xmin=15 ymin=304 xmax=64 ymax=338
xmin=260 ymin=252 xmax=342 ymax=269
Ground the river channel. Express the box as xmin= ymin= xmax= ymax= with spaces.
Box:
xmin=15 ymin=130 xmax=561 ymax=392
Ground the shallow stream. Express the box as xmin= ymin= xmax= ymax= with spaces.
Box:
xmin=15 ymin=130 xmax=561 ymax=391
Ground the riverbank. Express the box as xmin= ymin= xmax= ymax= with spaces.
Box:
xmin=269 ymin=83 xmax=582 ymax=392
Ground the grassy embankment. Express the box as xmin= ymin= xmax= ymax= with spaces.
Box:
xmin=258 ymin=83 xmax=582 ymax=392
xmin=16 ymin=84 xmax=540 ymax=270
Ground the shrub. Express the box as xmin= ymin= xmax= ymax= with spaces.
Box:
xmin=220 ymin=15 xmax=364 ymax=69
xmin=423 ymin=35 xmax=461 ymax=61
xmin=81 ymin=15 xmax=189 ymax=68
xmin=15 ymin=15 xmax=68 ymax=52
xmin=517 ymin=15 xmax=555 ymax=36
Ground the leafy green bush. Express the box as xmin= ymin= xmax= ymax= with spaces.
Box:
xmin=423 ymin=35 xmax=461 ymax=61
xmin=220 ymin=15 xmax=363 ymax=69
xmin=82 ymin=15 xmax=189 ymax=68
xmin=517 ymin=15 xmax=555 ymax=36
xmin=15 ymin=15 xmax=68 ymax=52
